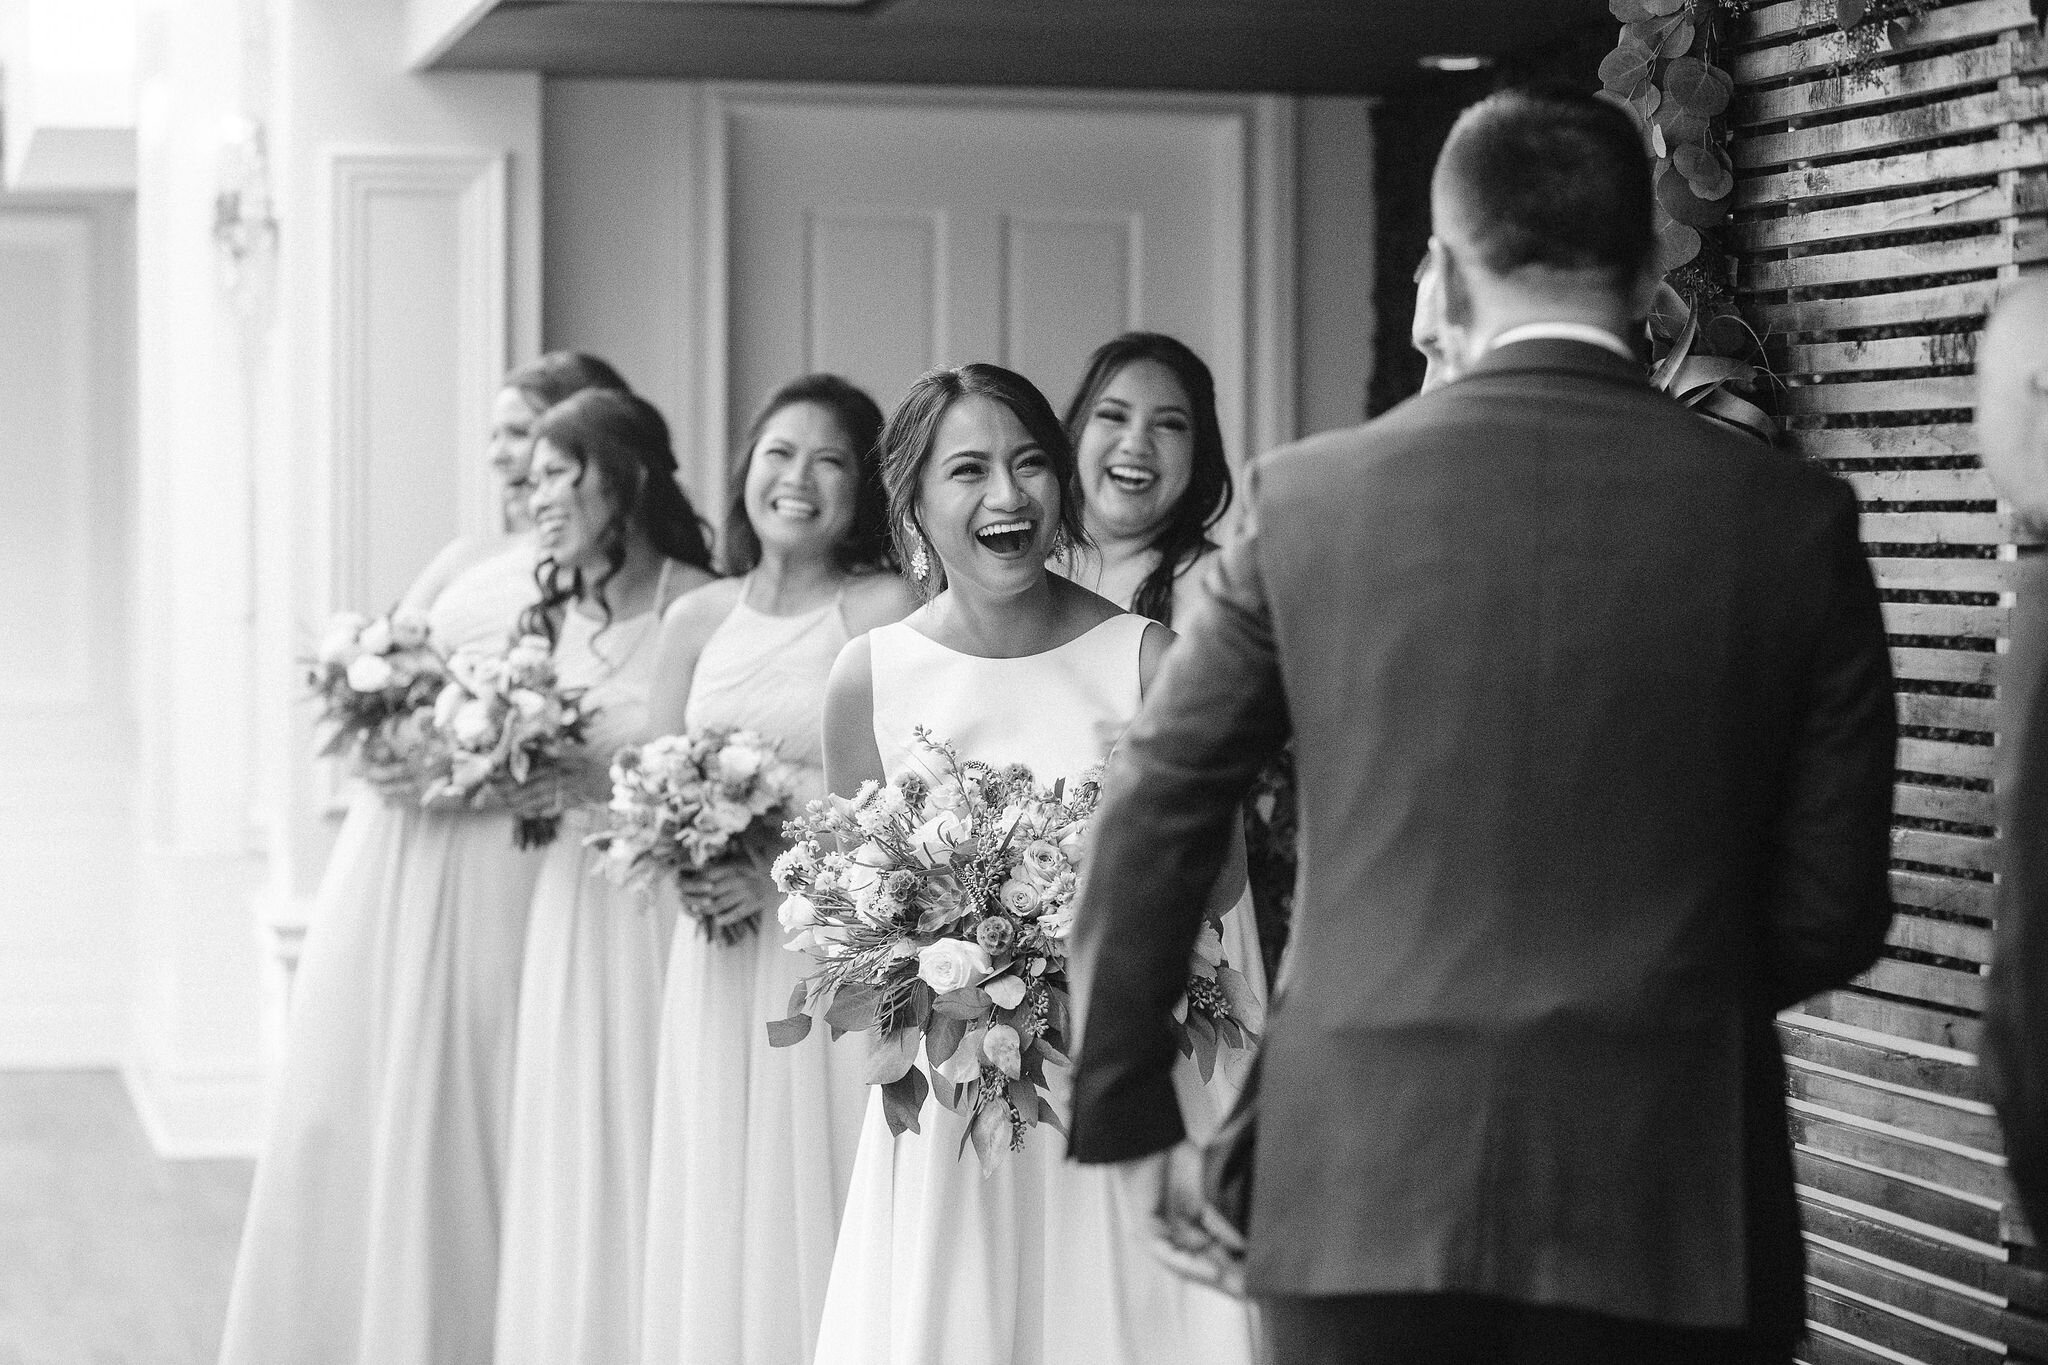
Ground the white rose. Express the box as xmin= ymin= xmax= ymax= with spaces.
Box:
xmin=356 ymin=617 xmax=393 ymax=656
xmin=316 ymin=613 xmax=368 ymax=665
xmin=452 ymin=698 xmax=497 ymax=748
xmin=916 ymin=939 xmax=993 ymax=994
xmin=777 ymin=893 xmax=818 ymax=931
xmin=1194 ymin=920 xmax=1225 ymax=968
xmin=388 ymin=610 xmax=431 ymax=650
xmin=345 ymin=652 xmax=395 ymax=693
xmin=711 ymin=799 xmax=755 ymax=834
xmin=771 ymin=842 xmax=817 ymax=892
xmin=433 ymin=681 xmax=467 ymax=730
xmin=716 ymin=743 xmax=765 ymax=782
xmin=984 ymin=974 xmax=1027 ymax=1010
xmin=997 ymin=876 xmax=1040 ymax=917
xmin=507 ymin=688 xmax=546 ymax=720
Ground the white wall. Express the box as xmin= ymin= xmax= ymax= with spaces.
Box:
xmin=0 ymin=190 xmax=136 ymax=1065
xmin=542 ymin=79 xmax=1376 ymax=492
xmin=116 ymin=0 xmax=542 ymax=1156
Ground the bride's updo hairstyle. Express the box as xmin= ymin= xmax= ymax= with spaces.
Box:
xmin=519 ymin=389 xmax=716 ymax=643
xmin=720 ymin=373 xmax=893 ymax=576
xmin=878 ymin=364 xmax=1090 ymax=599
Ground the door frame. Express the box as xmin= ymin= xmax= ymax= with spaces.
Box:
xmin=679 ymin=82 xmax=1298 ymax=517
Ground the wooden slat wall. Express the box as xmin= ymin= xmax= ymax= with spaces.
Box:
xmin=1730 ymin=2 xmax=2048 ymax=1360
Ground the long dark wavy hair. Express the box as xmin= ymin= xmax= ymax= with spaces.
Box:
xmin=517 ymin=390 xmax=715 ymax=644
xmin=720 ymin=374 xmax=894 ymax=576
xmin=1060 ymin=333 xmax=1233 ymax=626
xmin=879 ymin=364 xmax=1089 ymax=600
xmin=504 ymin=350 xmax=631 ymax=412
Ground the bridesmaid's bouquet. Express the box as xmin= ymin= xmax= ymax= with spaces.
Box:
xmin=302 ymin=608 xmax=450 ymax=784
xmin=421 ymin=634 xmax=597 ymax=849
xmin=768 ymin=728 xmax=1259 ymax=1175
xmin=587 ymin=727 xmax=802 ymax=943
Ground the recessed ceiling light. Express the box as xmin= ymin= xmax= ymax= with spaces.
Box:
xmin=1419 ymin=54 xmax=1493 ymax=72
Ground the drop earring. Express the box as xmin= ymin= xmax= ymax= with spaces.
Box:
xmin=1050 ymin=526 xmax=1069 ymax=560
xmin=909 ymin=536 xmax=931 ymax=582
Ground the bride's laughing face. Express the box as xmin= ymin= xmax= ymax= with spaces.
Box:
xmin=918 ymin=394 xmax=1059 ymax=598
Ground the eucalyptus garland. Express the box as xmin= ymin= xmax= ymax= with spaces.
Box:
xmin=1600 ymin=0 xmax=1777 ymax=438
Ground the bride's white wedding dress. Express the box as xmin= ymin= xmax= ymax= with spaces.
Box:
xmin=812 ymin=613 xmax=1262 ymax=1365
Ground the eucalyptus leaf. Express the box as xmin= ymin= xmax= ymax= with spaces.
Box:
xmin=1663 ymin=57 xmax=1733 ymax=117
xmin=1886 ymin=17 xmax=1915 ymax=48
xmin=1657 ymin=166 xmax=1731 ymax=229
xmin=1642 ymin=0 xmax=1685 ymax=12
xmin=880 ymin=1065 xmax=929 ymax=1137
xmin=1599 ymin=41 xmax=1656 ymax=93
xmin=969 ymin=1100 xmax=1010 ymax=1176
xmin=1631 ymin=84 xmax=1663 ymax=122
xmin=1674 ymin=143 xmax=1735 ymax=200
xmin=925 ymin=1009 xmax=969 ymax=1069
xmin=1610 ymin=0 xmax=1658 ymax=20
xmin=824 ymin=981 xmax=881 ymax=1034
xmin=1660 ymin=20 xmax=1696 ymax=57
xmin=1837 ymin=0 xmax=1866 ymax=27
xmin=1651 ymin=122 xmax=1668 ymax=159
xmin=1654 ymin=220 xmax=1703 ymax=274
xmin=1623 ymin=13 xmax=1682 ymax=47
xmin=933 ymin=985 xmax=994 ymax=1019
xmin=765 ymin=1012 xmax=812 ymax=1048
xmin=864 ymin=1026 xmax=920 ymax=1085
xmin=1655 ymin=107 xmax=1711 ymax=150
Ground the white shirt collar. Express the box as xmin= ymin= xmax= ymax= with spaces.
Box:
xmin=1487 ymin=322 xmax=1637 ymax=363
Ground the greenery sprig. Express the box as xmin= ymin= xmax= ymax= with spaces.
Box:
xmin=1601 ymin=0 xmax=1777 ymax=440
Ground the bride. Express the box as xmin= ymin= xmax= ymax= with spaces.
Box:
xmin=812 ymin=363 xmax=1259 ymax=1365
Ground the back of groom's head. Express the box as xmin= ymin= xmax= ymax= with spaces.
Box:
xmin=1433 ymin=87 xmax=1654 ymax=289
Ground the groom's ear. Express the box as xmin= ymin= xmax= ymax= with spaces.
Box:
xmin=1434 ymin=236 xmax=1476 ymax=334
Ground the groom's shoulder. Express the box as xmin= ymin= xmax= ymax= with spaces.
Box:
xmin=1250 ymin=393 xmax=1448 ymax=500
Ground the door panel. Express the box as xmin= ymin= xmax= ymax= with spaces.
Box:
xmin=720 ymin=92 xmax=1249 ymax=463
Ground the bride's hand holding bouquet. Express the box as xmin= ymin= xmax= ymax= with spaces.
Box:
xmin=421 ymin=633 xmax=600 ymax=848
xmin=587 ymin=726 xmax=802 ymax=943
xmin=303 ymin=608 xmax=451 ymax=801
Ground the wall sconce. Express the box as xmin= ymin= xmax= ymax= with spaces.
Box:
xmin=213 ymin=116 xmax=278 ymax=307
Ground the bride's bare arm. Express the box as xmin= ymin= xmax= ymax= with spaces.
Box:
xmin=822 ymin=635 xmax=887 ymax=797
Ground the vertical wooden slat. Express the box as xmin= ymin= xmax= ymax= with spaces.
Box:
xmin=1731 ymin=3 xmax=2048 ymax=1358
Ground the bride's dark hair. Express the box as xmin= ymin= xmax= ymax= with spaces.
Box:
xmin=877 ymin=364 xmax=1090 ymax=599
xmin=517 ymin=390 xmax=715 ymax=644
xmin=1060 ymin=333 xmax=1232 ymax=627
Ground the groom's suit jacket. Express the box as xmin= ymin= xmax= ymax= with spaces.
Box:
xmin=1067 ymin=339 xmax=1897 ymax=1337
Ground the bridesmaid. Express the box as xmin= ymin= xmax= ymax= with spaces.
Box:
xmin=1057 ymin=334 xmax=1276 ymax=993
xmin=218 ymin=351 xmax=629 ymax=1365
xmin=493 ymin=389 xmax=717 ymax=1365
xmin=639 ymin=375 xmax=918 ymax=1365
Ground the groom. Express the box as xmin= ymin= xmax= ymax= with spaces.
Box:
xmin=1067 ymin=87 xmax=1897 ymax=1364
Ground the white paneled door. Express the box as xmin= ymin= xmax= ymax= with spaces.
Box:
xmin=0 ymin=199 xmax=133 ymax=1064
xmin=709 ymin=88 xmax=1291 ymax=489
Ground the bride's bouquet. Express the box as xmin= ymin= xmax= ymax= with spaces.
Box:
xmin=302 ymin=609 xmax=450 ymax=787
xmin=587 ymin=727 xmax=802 ymax=943
xmin=422 ymin=633 xmax=598 ymax=849
xmin=767 ymin=728 xmax=1259 ymax=1175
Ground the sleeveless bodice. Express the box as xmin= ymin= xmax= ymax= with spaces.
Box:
xmin=683 ymin=591 xmax=850 ymax=805
xmin=868 ymin=615 xmax=1150 ymax=785
xmin=557 ymin=601 xmax=667 ymax=761
xmin=428 ymin=538 xmax=539 ymax=654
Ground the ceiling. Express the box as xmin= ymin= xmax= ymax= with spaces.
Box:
xmin=424 ymin=0 xmax=1613 ymax=96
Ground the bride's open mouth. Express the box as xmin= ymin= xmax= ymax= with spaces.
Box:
xmin=1106 ymin=463 xmax=1157 ymax=494
xmin=974 ymin=518 xmax=1037 ymax=556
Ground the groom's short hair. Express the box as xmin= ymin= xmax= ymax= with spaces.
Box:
xmin=1434 ymin=87 xmax=1655 ymax=286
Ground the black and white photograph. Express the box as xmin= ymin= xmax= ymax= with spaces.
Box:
xmin=4 ymin=0 xmax=2048 ymax=1362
